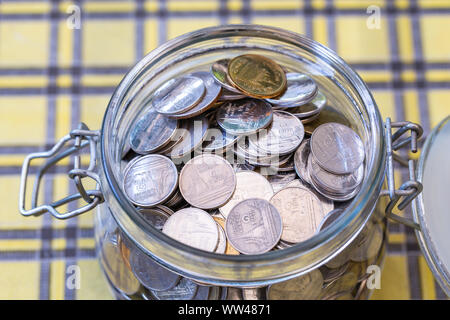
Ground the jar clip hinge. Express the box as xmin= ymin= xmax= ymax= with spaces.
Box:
xmin=381 ymin=117 xmax=424 ymax=230
xmin=18 ymin=123 xmax=104 ymax=220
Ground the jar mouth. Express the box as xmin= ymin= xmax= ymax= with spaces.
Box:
xmin=100 ymin=24 xmax=386 ymax=285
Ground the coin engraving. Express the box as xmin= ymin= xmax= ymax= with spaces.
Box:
xmin=270 ymin=187 xmax=327 ymax=243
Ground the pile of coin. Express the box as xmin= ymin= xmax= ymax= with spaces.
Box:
xmin=122 ymin=53 xmax=368 ymax=256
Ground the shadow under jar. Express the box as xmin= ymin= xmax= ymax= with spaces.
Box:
xmin=19 ymin=25 xmax=426 ymax=300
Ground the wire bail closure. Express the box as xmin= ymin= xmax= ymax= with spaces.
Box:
xmin=18 ymin=123 xmax=104 ymax=220
xmin=382 ymin=117 xmax=424 ymax=230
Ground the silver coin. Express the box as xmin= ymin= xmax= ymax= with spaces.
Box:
xmin=288 ymin=91 xmax=327 ymax=119
xmin=123 ymin=155 xmax=178 ymax=207
xmin=308 ymin=154 xmax=364 ymax=194
xmin=249 ymin=111 xmax=304 ymax=156
xmin=215 ymin=223 xmax=227 ymax=254
xmin=219 ymin=171 xmax=274 ymax=218
xmin=310 ymin=123 xmax=365 ymax=175
xmin=166 ymin=116 xmax=209 ymax=159
xmin=309 ymin=174 xmax=362 ymax=202
xmin=216 ymin=98 xmax=273 ymax=135
xmin=179 ymin=154 xmax=236 ymax=209
xmin=162 ymin=207 xmax=219 ymax=252
xmin=137 ymin=207 xmax=170 ymax=230
xmin=265 ymin=73 xmax=318 ymax=107
xmin=270 ymin=187 xmax=328 ymax=243
xmin=168 ymin=71 xmax=222 ymax=119
xmin=202 ymin=125 xmax=240 ymax=154
xmin=293 ymin=138 xmax=312 ymax=185
xmin=153 ymin=75 xmax=205 ymax=115
xmin=211 ymin=59 xmax=242 ymax=93
xmin=300 ymin=111 xmax=320 ymax=124
xmin=129 ymin=108 xmax=178 ymax=154
xmin=317 ymin=208 xmax=344 ymax=233
xmin=151 ymin=277 xmax=198 ymax=300
xmin=225 ymin=198 xmax=282 ymax=255
xmin=129 ymin=249 xmax=180 ymax=291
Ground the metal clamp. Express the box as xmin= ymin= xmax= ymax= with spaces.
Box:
xmin=381 ymin=118 xmax=424 ymax=230
xmin=19 ymin=123 xmax=104 ymax=220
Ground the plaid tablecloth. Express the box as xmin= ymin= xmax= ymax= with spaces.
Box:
xmin=0 ymin=0 xmax=449 ymax=300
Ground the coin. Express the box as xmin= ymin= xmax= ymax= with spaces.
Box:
xmin=168 ymin=71 xmax=222 ymax=119
xmin=249 ymin=111 xmax=305 ymax=156
xmin=308 ymin=154 xmax=364 ymax=196
xmin=213 ymin=216 xmax=240 ymax=255
xmin=293 ymin=138 xmax=312 ymax=184
xmin=218 ymin=89 xmax=247 ymax=101
xmin=320 ymin=262 xmax=350 ymax=283
xmin=129 ymin=108 xmax=179 ymax=154
xmin=350 ymin=223 xmax=384 ymax=262
xmin=285 ymin=179 xmax=334 ymax=216
xmin=266 ymin=172 xmax=297 ymax=193
xmin=166 ymin=116 xmax=209 ymax=159
xmin=265 ymin=73 xmax=317 ymax=107
xmin=211 ymin=59 xmax=242 ymax=93
xmin=219 ymin=171 xmax=273 ymax=218
xmin=201 ymin=124 xmax=240 ymax=154
xmin=225 ymin=198 xmax=282 ymax=255
xmin=179 ymin=154 xmax=236 ymax=209
xmin=270 ymin=187 xmax=328 ymax=243
xmin=216 ymin=98 xmax=273 ymax=135
xmin=162 ymin=207 xmax=219 ymax=252
xmin=228 ymin=54 xmax=287 ymax=98
xmin=101 ymin=236 xmax=141 ymax=295
xmin=226 ymin=287 xmax=243 ymax=300
xmin=123 ymin=154 xmax=178 ymax=207
xmin=153 ymin=75 xmax=205 ymax=115
xmin=303 ymin=105 xmax=351 ymax=135
xmin=151 ymin=277 xmax=198 ymax=300
xmin=321 ymin=271 xmax=357 ymax=298
xmin=267 ymin=269 xmax=323 ymax=300
xmin=137 ymin=207 xmax=170 ymax=230
xmin=129 ymin=248 xmax=180 ymax=291
xmin=215 ymin=222 xmax=227 ymax=254
xmin=317 ymin=208 xmax=344 ymax=232
xmin=242 ymin=288 xmax=266 ymax=300
xmin=288 ymin=91 xmax=327 ymax=119
xmin=310 ymin=123 xmax=365 ymax=174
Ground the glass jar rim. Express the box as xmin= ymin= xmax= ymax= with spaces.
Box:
xmin=99 ymin=24 xmax=386 ymax=285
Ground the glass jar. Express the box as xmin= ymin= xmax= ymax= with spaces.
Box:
xmin=19 ymin=25 xmax=426 ymax=300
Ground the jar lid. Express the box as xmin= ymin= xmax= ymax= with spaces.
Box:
xmin=413 ymin=115 xmax=450 ymax=296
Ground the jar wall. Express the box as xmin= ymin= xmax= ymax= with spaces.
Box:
xmin=94 ymin=195 xmax=387 ymax=300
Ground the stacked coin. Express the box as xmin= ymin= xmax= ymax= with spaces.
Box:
xmin=122 ymin=53 xmax=367 ymax=257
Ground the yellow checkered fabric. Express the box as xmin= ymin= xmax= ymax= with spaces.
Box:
xmin=0 ymin=0 xmax=449 ymax=300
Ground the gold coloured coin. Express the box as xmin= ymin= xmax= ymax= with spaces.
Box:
xmin=228 ymin=54 xmax=287 ymax=99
